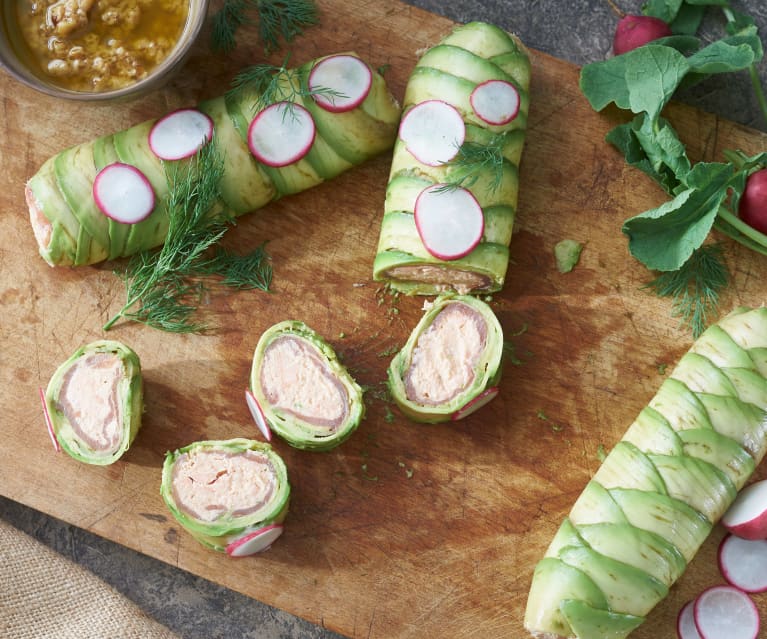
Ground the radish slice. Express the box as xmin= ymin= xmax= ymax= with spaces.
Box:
xmin=308 ymin=55 xmax=373 ymax=113
xmin=92 ymin=163 xmax=155 ymax=224
xmin=226 ymin=524 xmax=284 ymax=557
xmin=677 ymin=600 xmax=702 ymax=639
xmin=470 ymin=79 xmax=520 ymax=126
xmin=718 ymin=534 xmax=767 ymax=593
xmin=247 ymin=101 xmax=316 ymax=167
xmin=693 ymin=585 xmax=760 ymax=639
xmin=39 ymin=387 xmax=61 ymax=453
xmin=722 ymin=479 xmax=767 ymax=540
xmin=414 ymin=184 xmax=484 ymax=260
xmin=245 ymin=389 xmax=273 ymax=442
xmin=399 ymin=100 xmax=465 ymax=166
xmin=148 ymin=108 xmax=214 ymax=161
xmin=451 ymin=387 xmax=500 ymax=421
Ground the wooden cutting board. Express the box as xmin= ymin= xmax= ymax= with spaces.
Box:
xmin=2 ymin=1 xmax=767 ymax=637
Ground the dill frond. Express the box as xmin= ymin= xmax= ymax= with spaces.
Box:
xmin=228 ymin=58 xmax=346 ymax=116
xmin=645 ymin=243 xmax=729 ymax=338
xmin=436 ymin=131 xmax=510 ymax=194
xmin=258 ymin=0 xmax=319 ymax=54
xmin=211 ymin=0 xmax=319 ymax=54
xmin=103 ymin=143 xmax=272 ymax=333
xmin=197 ymin=244 xmax=273 ymax=290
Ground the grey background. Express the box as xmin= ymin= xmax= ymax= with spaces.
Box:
xmin=3 ymin=1 xmax=767 ymax=638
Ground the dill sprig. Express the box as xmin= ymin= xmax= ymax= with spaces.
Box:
xmin=228 ymin=58 xmax=346 ymax=116
xmin=211 ymin=0 xmax=319 ymax=54
xmin=103 ymin=143 xmax=272 ymax=333
xmin=645 ymin=244 xmax=729 ymax=338
xmin=196 ymin=244 xmax=273 ymax=290
xmin=437 ymin=132 xmax=510 ymax=194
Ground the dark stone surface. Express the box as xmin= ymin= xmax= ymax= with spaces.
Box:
xmin=3 ymin=2 xmax=767 ymax=638
xmin=410 ymin=0 xmax=767 ymax=131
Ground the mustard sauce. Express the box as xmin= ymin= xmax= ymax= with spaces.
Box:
xmin=13 ymin=0 xmax=188 ymax=92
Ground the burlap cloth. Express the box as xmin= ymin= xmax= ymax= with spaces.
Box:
xmin=0 ymin=519 xmax=180 ymax=639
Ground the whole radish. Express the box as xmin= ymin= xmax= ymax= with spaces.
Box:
xmin=739 ymin=169 xmax=767 ymax=234
xmin=613 ymin=15 xmax=672 ymax=55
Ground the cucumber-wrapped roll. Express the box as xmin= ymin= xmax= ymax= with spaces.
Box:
xmin=160 ymin=439 xmax=290 ymax=556
xmin=373 ymin=22 xmax=531 ymax=295
xmin=27 ymin=52 xmax=400 ymax=266
xmin=524 ymin=306 xmax=767 ymax=639
xmin=248 ymin=321 xmax=364 ymax=451
xmin=388 ymin=294 xmax=503 ymax=423
xmin=42 ymin=340 xmax=143 ymax=465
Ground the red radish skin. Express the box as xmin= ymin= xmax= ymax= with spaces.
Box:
xmin=398 ymin=100 xmax=466 ymax=166
xmin=308 ymin=55 xmax=373 ymax=113
xmin=245 ymin=389 xmax=273 ymax=442
xmin=613 ymin=15 xmax=672 ymax=55
xmin=718 ymin=534 xmax=767 ymax=593
xmin=414 ymin=184 xmax=484 ymax=260
xmin=39 ymin=387 xmax=61 ymax=453
xmin=721 ymin=479 xmax=767 ymax=540
xmin=451 ymin=387 xmax=499 ymax=421
xmin=470 ymin=80 xmax=520 ymax=126
xmin=693 ymin=585 xmax=760 ymax=639
xmin=677 ymin=600 xmax=702 ymax=639
xmin=247 ymin=102 xmax=316 ymax=168
xmin=226 ymin=524 xmax=284 ymax=557
xmin=148 ymin=108 xmax=214 ymax=161
xmin=739 ymin=169 xmax=767 ymax=235
xmin=92 ymin=163 xmax=155 ymax=224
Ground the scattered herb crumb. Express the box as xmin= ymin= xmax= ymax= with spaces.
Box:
xmin=397 ymin=460 xmax=414 ymax=478
xmin=377 ymin=344 xmax=400 ymax=358
xmin=554 ymin=239 xmax=584 ymax=273
xmin=338 ymin=331 xmax=346 ymax=339
xmin=384 ymin=407 xmax=396 ymax=423
xmin=503 ymin=340 xmax=523 ymax=365
xmin=597 ymin=444 xmax=607 ymax=463
xmin=503 ymin=323 xmax=530 ymax=365
xmin=363 ymin=381 xmax=392 ymax=403
xmin=537 ymin=409 xmax=564 ymax=432
xmin=375 ymin=284 xmax=401 ymax=322
xmin=657 ymin=363 xmax=668 ymax=375
xmin=511 ymin=323 xmax=528 ymax=337
xmin=361 ymin=463 xmax=378 ymax=482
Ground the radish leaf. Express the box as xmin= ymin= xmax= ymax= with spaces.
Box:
xmin=580 ymin=3 xmax=766 ymax=336
xmin=687 ymin=32 xmax=761 ymax=73
xmin=606 ymin=113 xmax=690 ymax=194
xmin=623 ymin=162 xmax=733 ymax=271
xmin=624 ymin=46 xmax=689 ymax=120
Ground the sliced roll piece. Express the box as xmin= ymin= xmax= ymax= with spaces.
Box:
xmin=373 ymin=21 xmax=531 ymax=294
xmin=161 ymin=438 xmax=290 ymax=555
xmin=249 ymin=321 xmax=365 ymax=451
xmin=26 ymin=52 xmax=400 ymax=266
xmin=388 ymin=294 xmax=503 ymax=423
xmin=42 ymin=340 xmax=143 ymax=465
xmin=524 ymin=306 xmax=767 ymax=639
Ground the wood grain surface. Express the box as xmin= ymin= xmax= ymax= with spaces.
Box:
xmin=2 ymin=1 xmax=767 ymax=637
